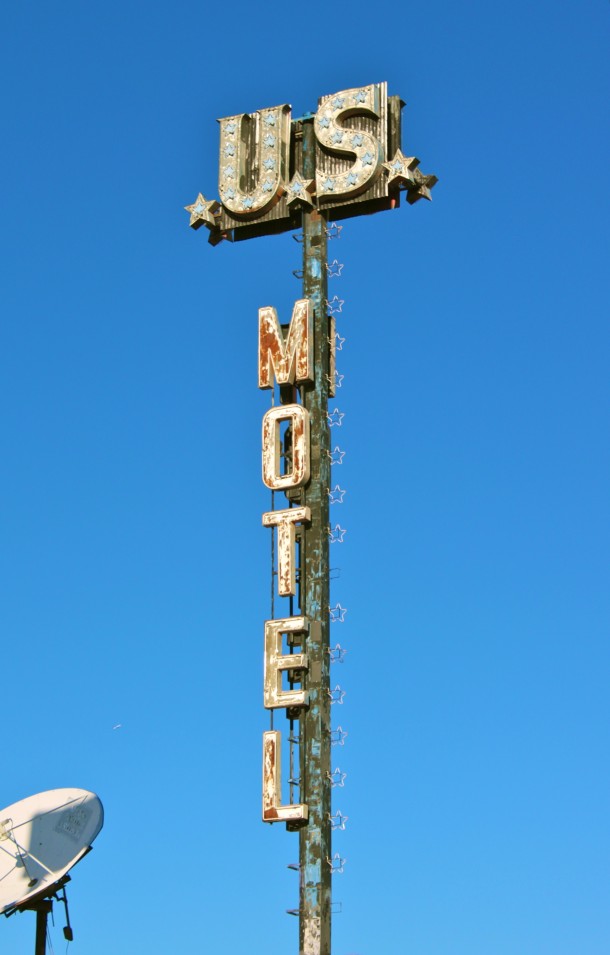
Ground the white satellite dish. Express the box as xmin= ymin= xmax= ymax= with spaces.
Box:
xmin=0 ymin=788 xmax=103 ymax=953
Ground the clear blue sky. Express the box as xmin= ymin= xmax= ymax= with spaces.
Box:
xmin=2 ymin=2 xmax=609 ymax=953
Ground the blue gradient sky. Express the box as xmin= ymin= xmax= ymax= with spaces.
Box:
xmin=2 ymin=2 xmax=609 ymax=953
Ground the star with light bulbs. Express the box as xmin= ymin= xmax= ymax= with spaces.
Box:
xmin=383 ymin=149 xmax=438 ymax=202
xmin=284 ymin=172 xmax=315 ymax=209
xmin=383 ymin=149 xmax=419 ymax=187
xmin=184 ymin=194 xmax=220 ymax=230
xmin=330 ymin=726 xmax=348 ymax=745
xmin=329 ymin=685 xmax=346 ymax=705
xmin=329 ymin=447 xmax=345 ymax=465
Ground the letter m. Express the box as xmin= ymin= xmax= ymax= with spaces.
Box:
xmin=258 ymin=299 xmax=313 ymax=390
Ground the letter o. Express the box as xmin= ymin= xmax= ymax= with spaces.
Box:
xmin=262 ymin=404 xmax=310 ymax=490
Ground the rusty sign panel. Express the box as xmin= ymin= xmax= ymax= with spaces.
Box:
xmin=263 ymin=731 xmax=308 ymax=823
xmin=186 ymin=82 xmax=436 ymax=242
xmin=258 ymin=299 xmax=314 ymax=388
xmin=264 ymin=617 xmax=309 ymax=710
xmin=262 ymin=505 xmax=310 ymax=597
xmin=262 ymin=404 xmax=311 ymax=490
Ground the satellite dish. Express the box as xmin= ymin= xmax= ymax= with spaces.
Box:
xmin=0 ymin=788 xmax=103 ymax=954
xmin=0 ymin=788 xmax=103 ymax=914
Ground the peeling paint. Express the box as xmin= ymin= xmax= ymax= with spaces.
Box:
xmin=298 ymin=121 xmax=332 ymax=955
xmin=303 ymin=917 xmax=321 ymax=955
xmin=264 ymin=617 xmax=309 ymax=710
xmin=262 ymin=506 xmax=310 ymax=596
xmin=258 ymin=299 xmax=313 ymax=389
xmin=262 ymin=731 xmax=308 ymax=824
xmin=262 ymin=403 xmax=310 ymax=490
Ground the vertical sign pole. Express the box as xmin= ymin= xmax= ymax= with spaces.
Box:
xmin=299 ymin=119 xmax=332 ymax=955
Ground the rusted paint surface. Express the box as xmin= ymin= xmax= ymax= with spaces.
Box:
xmin=315 ymin=83 xmax=386 ymax=202
xmin=329 ymin=316 xmax=336 ymax=400
xmin=262 ymin=730 xmax=308 ymax=823
xmin=262 ymin=404 xmax=311 ymax=490
xmin=197 ymin=83 xmax=439 ymax=241
xmin=303 ymin=917 xmax=321 ymax=955
xmin=262 ymin=506 xmax=310 ymax=597
xmin=210 ymin=89 xmax=413 ymax=240
xmin=258 ymin=300 xmax=313 ymax=389
xmin=299 ymin=119 xmax=332 ymax=955
xmin=264 ymin=617 xmax=309 ymax=710
xmin=217 ymin=105 xmax=291 ymax=218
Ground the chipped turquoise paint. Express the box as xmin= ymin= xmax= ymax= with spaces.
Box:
xmin=299 ymin=119 xmax=332 ymax=955
xmin=305 ymin=862 xmax=321 ymax=883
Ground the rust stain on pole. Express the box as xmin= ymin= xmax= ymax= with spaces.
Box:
xmin=299 ymin=118 xmax=332 ymax=955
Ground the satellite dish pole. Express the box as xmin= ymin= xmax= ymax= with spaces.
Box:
xmin=33 ymin=897 xmax=53 ymax=955
xmin=21 ymin=876 xmax=73 ymax=955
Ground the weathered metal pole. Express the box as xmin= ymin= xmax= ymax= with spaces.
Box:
xmin=299 ymin=119 xmax=332 ymax=955
xmin=34 ymin=901 xmax=51 ymax=955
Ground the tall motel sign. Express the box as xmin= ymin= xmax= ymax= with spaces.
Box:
xmin=185 ymin=82 xmax=436 ymax=955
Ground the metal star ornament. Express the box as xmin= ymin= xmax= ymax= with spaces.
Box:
xmin=184 ymin=193 xmax=220 ymax=230
xmin=285 ymin=172 xmax=315 ymax=209
xmin=406 ymin=167 xmax=439 ymax=204
xmin=327 ymin=408 xmax=345 ymax=427
xmin=325 ymin=222 xmax=343 ymax=239
xmin=328 ymin=485 xmax=346 ymax=504
xmin=328 ymin=853 xmax=346 ymax=874
xmin=328 ymin=644 xmax=347 ymax=664
xmin=326 ymin=295 xmax=344 ymax=314
xmin=329 ymin=447 xmax=345 ymax=465
xmin=327 ymin=259 xmax=344 ymax=278
xmin=328 ymin=766 xmax=347 ymax=786
xmin=329 ymin=810 xmax=348 ymax=830
xmin=329 ymin=685 xmax=346 ymax=705
xmin=330 ymin=726 xmax=348 ymax=745
xmin=329 ymin=524 xmax=347 ymax=544
xmin=329 ymin=603 xmax=347 ymax=622
xmin=334 ymin=331 xmax=346 ymax=351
